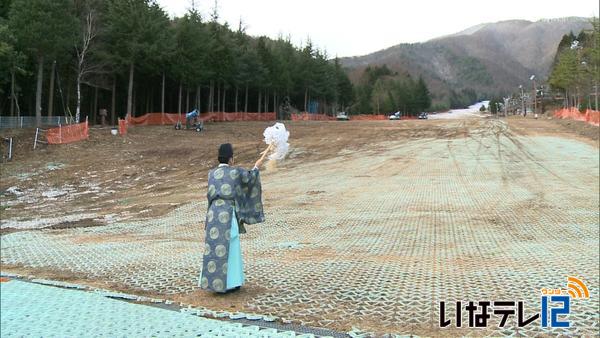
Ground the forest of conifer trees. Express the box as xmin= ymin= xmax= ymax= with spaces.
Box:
xmin=0 ymin=0 xmax=358 ymax=125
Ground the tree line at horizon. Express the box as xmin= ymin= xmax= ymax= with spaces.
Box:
xmin=0 ymin=0 xmax=360 ymax=125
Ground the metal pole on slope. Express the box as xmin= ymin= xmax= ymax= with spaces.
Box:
xmin=34 ymin=128 xmax=39 ymax=149
xmin=8 ymin=137 xmax=12 ymax=161
xmin=533 ymin=78 xmax=537 ymax=115
xmin=519 ymin=85 xmax=525 ymax=116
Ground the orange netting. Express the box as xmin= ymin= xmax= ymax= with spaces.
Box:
xmin=350 ymin=114 xmax=388 ymax=121
xmin=127 ymin=113 xmax=184 ymax=125
xmin=200 ymin=112 xmax=276 ymax=122
xmin=46 ymin=120 xmax=89 ymax=144
xmin=291 ymin=113 xmax=337 ymax=121
xmin=118 ymin=119 xmax=128 ymax=135
xmin=127 ymin=112 xmax=276 ymax=125
xmin=554 ymin=108 xmax=600 ymax=126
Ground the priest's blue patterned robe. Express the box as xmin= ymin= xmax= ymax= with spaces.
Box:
xmin=199 ymin=164 xmax=264 ymax=292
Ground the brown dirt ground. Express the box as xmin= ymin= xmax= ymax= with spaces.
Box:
xmin=0 ymin=120 xmax=496 ymax=223
xmin=0 ymin=116 xmax=597 ymax=336
xmin=1 ymin=115 xmax=596 ymax=254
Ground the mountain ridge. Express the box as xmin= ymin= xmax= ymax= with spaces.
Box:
xmin=341 ymin=17 xmax=593 ymax=108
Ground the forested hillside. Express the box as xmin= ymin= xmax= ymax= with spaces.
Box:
xmin=0 ymin=0 xmax=354 ymax=124
xmin=353 ymin=65 xmax=431 ymax=114
xmin=342 ymin=17 xmax=593 ymax=110
xmin=548 ymin=21 xmax=599 ymax=111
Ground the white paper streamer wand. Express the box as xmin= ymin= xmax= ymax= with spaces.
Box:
xmin=262 ymin=123 xmax=290 ymax=162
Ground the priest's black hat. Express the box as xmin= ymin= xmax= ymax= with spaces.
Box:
xmin=218 ymin=143 xmax=234 ymax=163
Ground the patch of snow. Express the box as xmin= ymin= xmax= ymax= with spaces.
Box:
xmin=46 ymin=162 xmax=65 ymax=171
xmin=6 ymin=186 xmax=24 ymax=196
xmin=430 ymin=100 xmax=490 ymax=120
xmin=16 ymin=172 xmax=37 ymax=181
xmin=42 ymin=189 xmax=68 ymax=198
xmin=1 ymin=200 xmax=19 ymax=207
xmin=103 ymin=214 xmax=118 ymax=222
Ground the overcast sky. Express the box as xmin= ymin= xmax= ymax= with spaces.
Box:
xmin=157 ymin=0 xmax=599 ymax=57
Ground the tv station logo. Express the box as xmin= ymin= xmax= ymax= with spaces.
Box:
xmin=439 ymin=276 xmax=590 ymax=329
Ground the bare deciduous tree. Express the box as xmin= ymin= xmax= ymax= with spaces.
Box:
xmin=75 ymin=10 xmax=99 ymax=123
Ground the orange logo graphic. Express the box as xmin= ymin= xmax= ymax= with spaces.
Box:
xmin=566 ymin=277 xmax=589 ymax=299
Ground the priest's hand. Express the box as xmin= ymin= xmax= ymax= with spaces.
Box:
xmin=255 ymin=143 xmax=273 ymax=168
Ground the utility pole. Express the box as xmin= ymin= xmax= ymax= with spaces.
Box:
xmin=539 ymin=85 xmax=545 ymax=115
xmin=533 ymin=78 xmax=537 ymax=115
xmin=529 ymin=75 xmax=536 ymax=116
xmin=519 ymin=85 xmax=525 ymax=116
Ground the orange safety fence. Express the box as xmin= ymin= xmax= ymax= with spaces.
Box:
xmin=350 ymin=114 xmax=388 ymax=121
xmin=118 ymin=118 xmax=128 ymax=135
xmin=553 ymin=108 xmax=600 ymax=126
xmin=46 ymin=120 xmax=89 ymax=144
xmin=291 ymin=113 xmax=337 ymax=121
xmin=127 ymin=113 xmax=184 ymax=125
xmin=127 ymin=112 xmax=276 ymax=125
xmin=200 ymin=112 xmax=276 ymax=122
